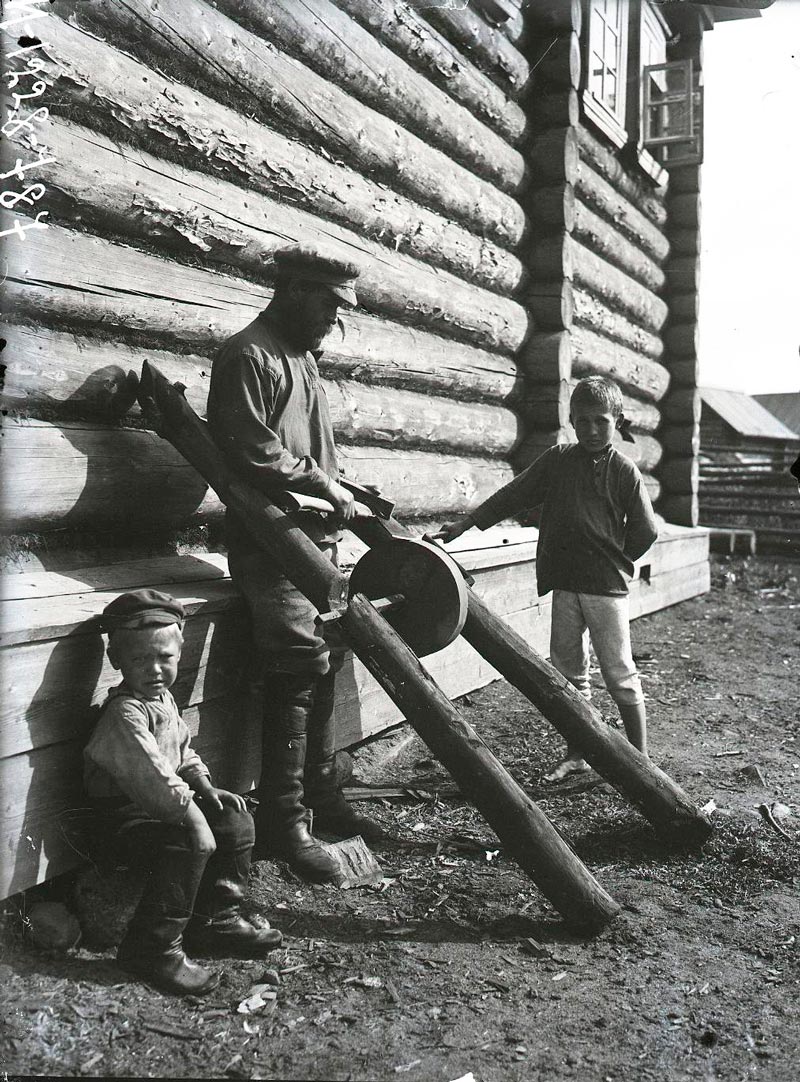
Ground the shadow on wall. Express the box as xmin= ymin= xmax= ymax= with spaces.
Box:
xmin=1 ymin=367 xmax=258 ymax=896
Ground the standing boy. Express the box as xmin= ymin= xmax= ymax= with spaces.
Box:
xmin=207 ymin=246 xmax=382 ymax=885
xmin=435 ymin=376 xmax=659 ymax=781
xmin=84 ymin=589 xmax=282 ymax=997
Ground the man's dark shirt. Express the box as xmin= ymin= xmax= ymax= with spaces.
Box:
xmin=471 ymin=443 xmax=659 ymax=596
xmin=207 ymin=312 xmax=340 ymax=549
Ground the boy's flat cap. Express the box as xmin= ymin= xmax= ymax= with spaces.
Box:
xmin=273 ymin=246 xmax=359 ymax=306
xmin=101 ymin=589 xmax=185 ymax=633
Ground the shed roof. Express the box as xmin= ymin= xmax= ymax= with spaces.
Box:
xmin=753 ymin=393 xmax=800 ymax=437
xmin=700 ymin=387 xmax=800 ymax=440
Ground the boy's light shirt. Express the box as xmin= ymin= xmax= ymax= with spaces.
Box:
xmin=84 ymin=682 xmax=210 ymax=824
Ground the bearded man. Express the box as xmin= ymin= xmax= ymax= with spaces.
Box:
xmin=207 ymin=247 xmax=383 ymax=883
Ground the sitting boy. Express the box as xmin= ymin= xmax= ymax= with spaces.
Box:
xmin=435 ymin=376 xmax=659 ymax=781
xmin=84 ymin=588 xmax=282 ymax=997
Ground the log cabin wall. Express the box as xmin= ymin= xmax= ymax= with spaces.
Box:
xmin=2 ymin=0 xmax=537 ymax=548
xmin=0 ymin=0 xmax=712 ymax=897
xmin=1 ymin=0 xmax=538 ymax=896
xmin=519 ymin=0 xmax=672 ymax=509
xmin=699 ymin=404 xmax=800 ymax=552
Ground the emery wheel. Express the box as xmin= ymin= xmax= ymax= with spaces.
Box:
xmin=347 ymin=536 xmax=469 ymax=657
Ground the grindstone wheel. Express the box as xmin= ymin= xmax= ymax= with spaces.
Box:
xmin=348 ymin=537 xmax=469 ymax=657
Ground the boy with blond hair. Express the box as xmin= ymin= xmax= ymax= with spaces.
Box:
xmin=436 ymin=376 xmax=658 ymax=781
xmin=84 ymin=589 xmax=281 ymax=996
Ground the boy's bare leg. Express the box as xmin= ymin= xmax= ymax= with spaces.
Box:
xmin=544 ymin=747 xmax=591 ymax=782
xmin=619 ymin=702 xmax=648 ymax=757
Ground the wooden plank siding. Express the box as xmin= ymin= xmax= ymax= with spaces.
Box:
xmin=0 ymin=525 xmax=709 ymax=899
xmin=1 ymin=0 xmax=709 ymax=897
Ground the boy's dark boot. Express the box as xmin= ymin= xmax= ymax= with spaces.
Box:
xmin=117 ymin=841 xmax=219 ymax=997
xmin=252 ymin=672 xmax=339 ymax=884
xmin=304 ymin=670 xmax=385 ymax=844
xmin=184 ymin=806 xmax=282 ymax=956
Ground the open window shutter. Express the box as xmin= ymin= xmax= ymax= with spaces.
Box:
xmin=642 ymin=58 xmax=703 ymax=166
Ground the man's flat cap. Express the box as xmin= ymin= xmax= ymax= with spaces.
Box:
xmin=101 ymin=589 xmax=185 ymax=633
xmin=273 ymin=246 xmax=359 ymax=307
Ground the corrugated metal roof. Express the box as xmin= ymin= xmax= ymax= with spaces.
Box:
xmin=700 ymin=387 xmax=800 ymax=441
xmin=753 ymin=393 xmax=800 ymax=436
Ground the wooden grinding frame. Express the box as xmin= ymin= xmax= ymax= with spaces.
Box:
xmin=137 ymin=360 xmax=713 ymax=931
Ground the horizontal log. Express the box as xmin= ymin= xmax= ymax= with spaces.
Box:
xmin=50 ymin=1 xmax=525 ymax=248
xmin=334 ymin=0 xmax=529 ymax=144
xmin=529 ymin=88 xmax=580 ymax=128
xmin=666 ymin=257 xmax=701 ymax=294
xmin=409 ymin=0 xmax=531 ymax=96
xmin=212 ymin=0 xmax=526 ymax=195
xmin=571 ymin=325 xmax=670 ymax=402
xmin=571 ymin=240 xmax=669 ymax=334
xmin=39 ymin=14 xmax=525 ymax=283
xmin=661 ymin=423 xmax=701 ymax=457
xmin=659 ymin=456 xmax=699 ymax=495
xmin=577 ymin=127 xmax=668 ymax=229
xmin=572 ymin=289 xmax=664 ymax=361
xmin=668 ymin=193 xmax=702 ymax=229
xmin=5 ymin=225 xmax=525 ymax=380
xmin=669 ymin=293 xmax=700 ymax=322
xmin=324 ymin=382 xmax=519 ymax=457
xmin=22 ymin=121 xmax=527 ymax=353
xmin=573 ymin=201 xmax=665 ymax=293
xmin=524 ymin=184 xmax=576 ymax=233
xmin=1 ymin=326 xmax=520 ymax=456
xmin=528 ymin=127 xmax=579 ymax=185
xmin=525 ymin=281 xmax=574 ymax=330
xmin=660 ymin=388 xmax=701 ymax=424
xmin=337 ymin=447 xmax=513 ymax=518
xmin=0 ymin=420 xmax=515 ymax=531
xmin=575 ymin=157 xmax=669 ymax=264
xmin=529 ymin=32 xmax=581 ymax=89
xmin=660 ymin=493 xmax=699 ymax=527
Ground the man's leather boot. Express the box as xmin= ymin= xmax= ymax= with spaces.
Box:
xmin=253 ymin=672 xmax=339 ymax=883
xmin=184 ymin=806 xmax=282 ymax=956
xmin=117 ymin=842 xmax=219 ymax=996
xmin=304 ymin=670 xmax=385 ymax=844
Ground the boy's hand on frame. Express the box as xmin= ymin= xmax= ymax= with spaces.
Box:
xmin=211 ymin=788 xmax=248 ymax=814
xmin=431 ymin=516 xmax=473 ymax=544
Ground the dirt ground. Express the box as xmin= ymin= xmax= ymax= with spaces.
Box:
xmin=2 ymin=554 xmax=799 ymax=1082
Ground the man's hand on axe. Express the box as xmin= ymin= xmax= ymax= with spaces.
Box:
xmin=324 ymin=478 xmax=358 ymax=522
xmin=431 ymin=514 xmax=475 ymax=544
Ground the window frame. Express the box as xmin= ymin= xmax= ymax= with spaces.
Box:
xmin=583 ymin=0 xmax=630 ymax=150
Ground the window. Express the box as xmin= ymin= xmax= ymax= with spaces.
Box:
xmin=642 ymin=58 xmax=704 ymax=167
xmin=582 ymin=0 xmax=703 ymax=179
xmin=585 ymin=0 xmax=629 ymax=143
